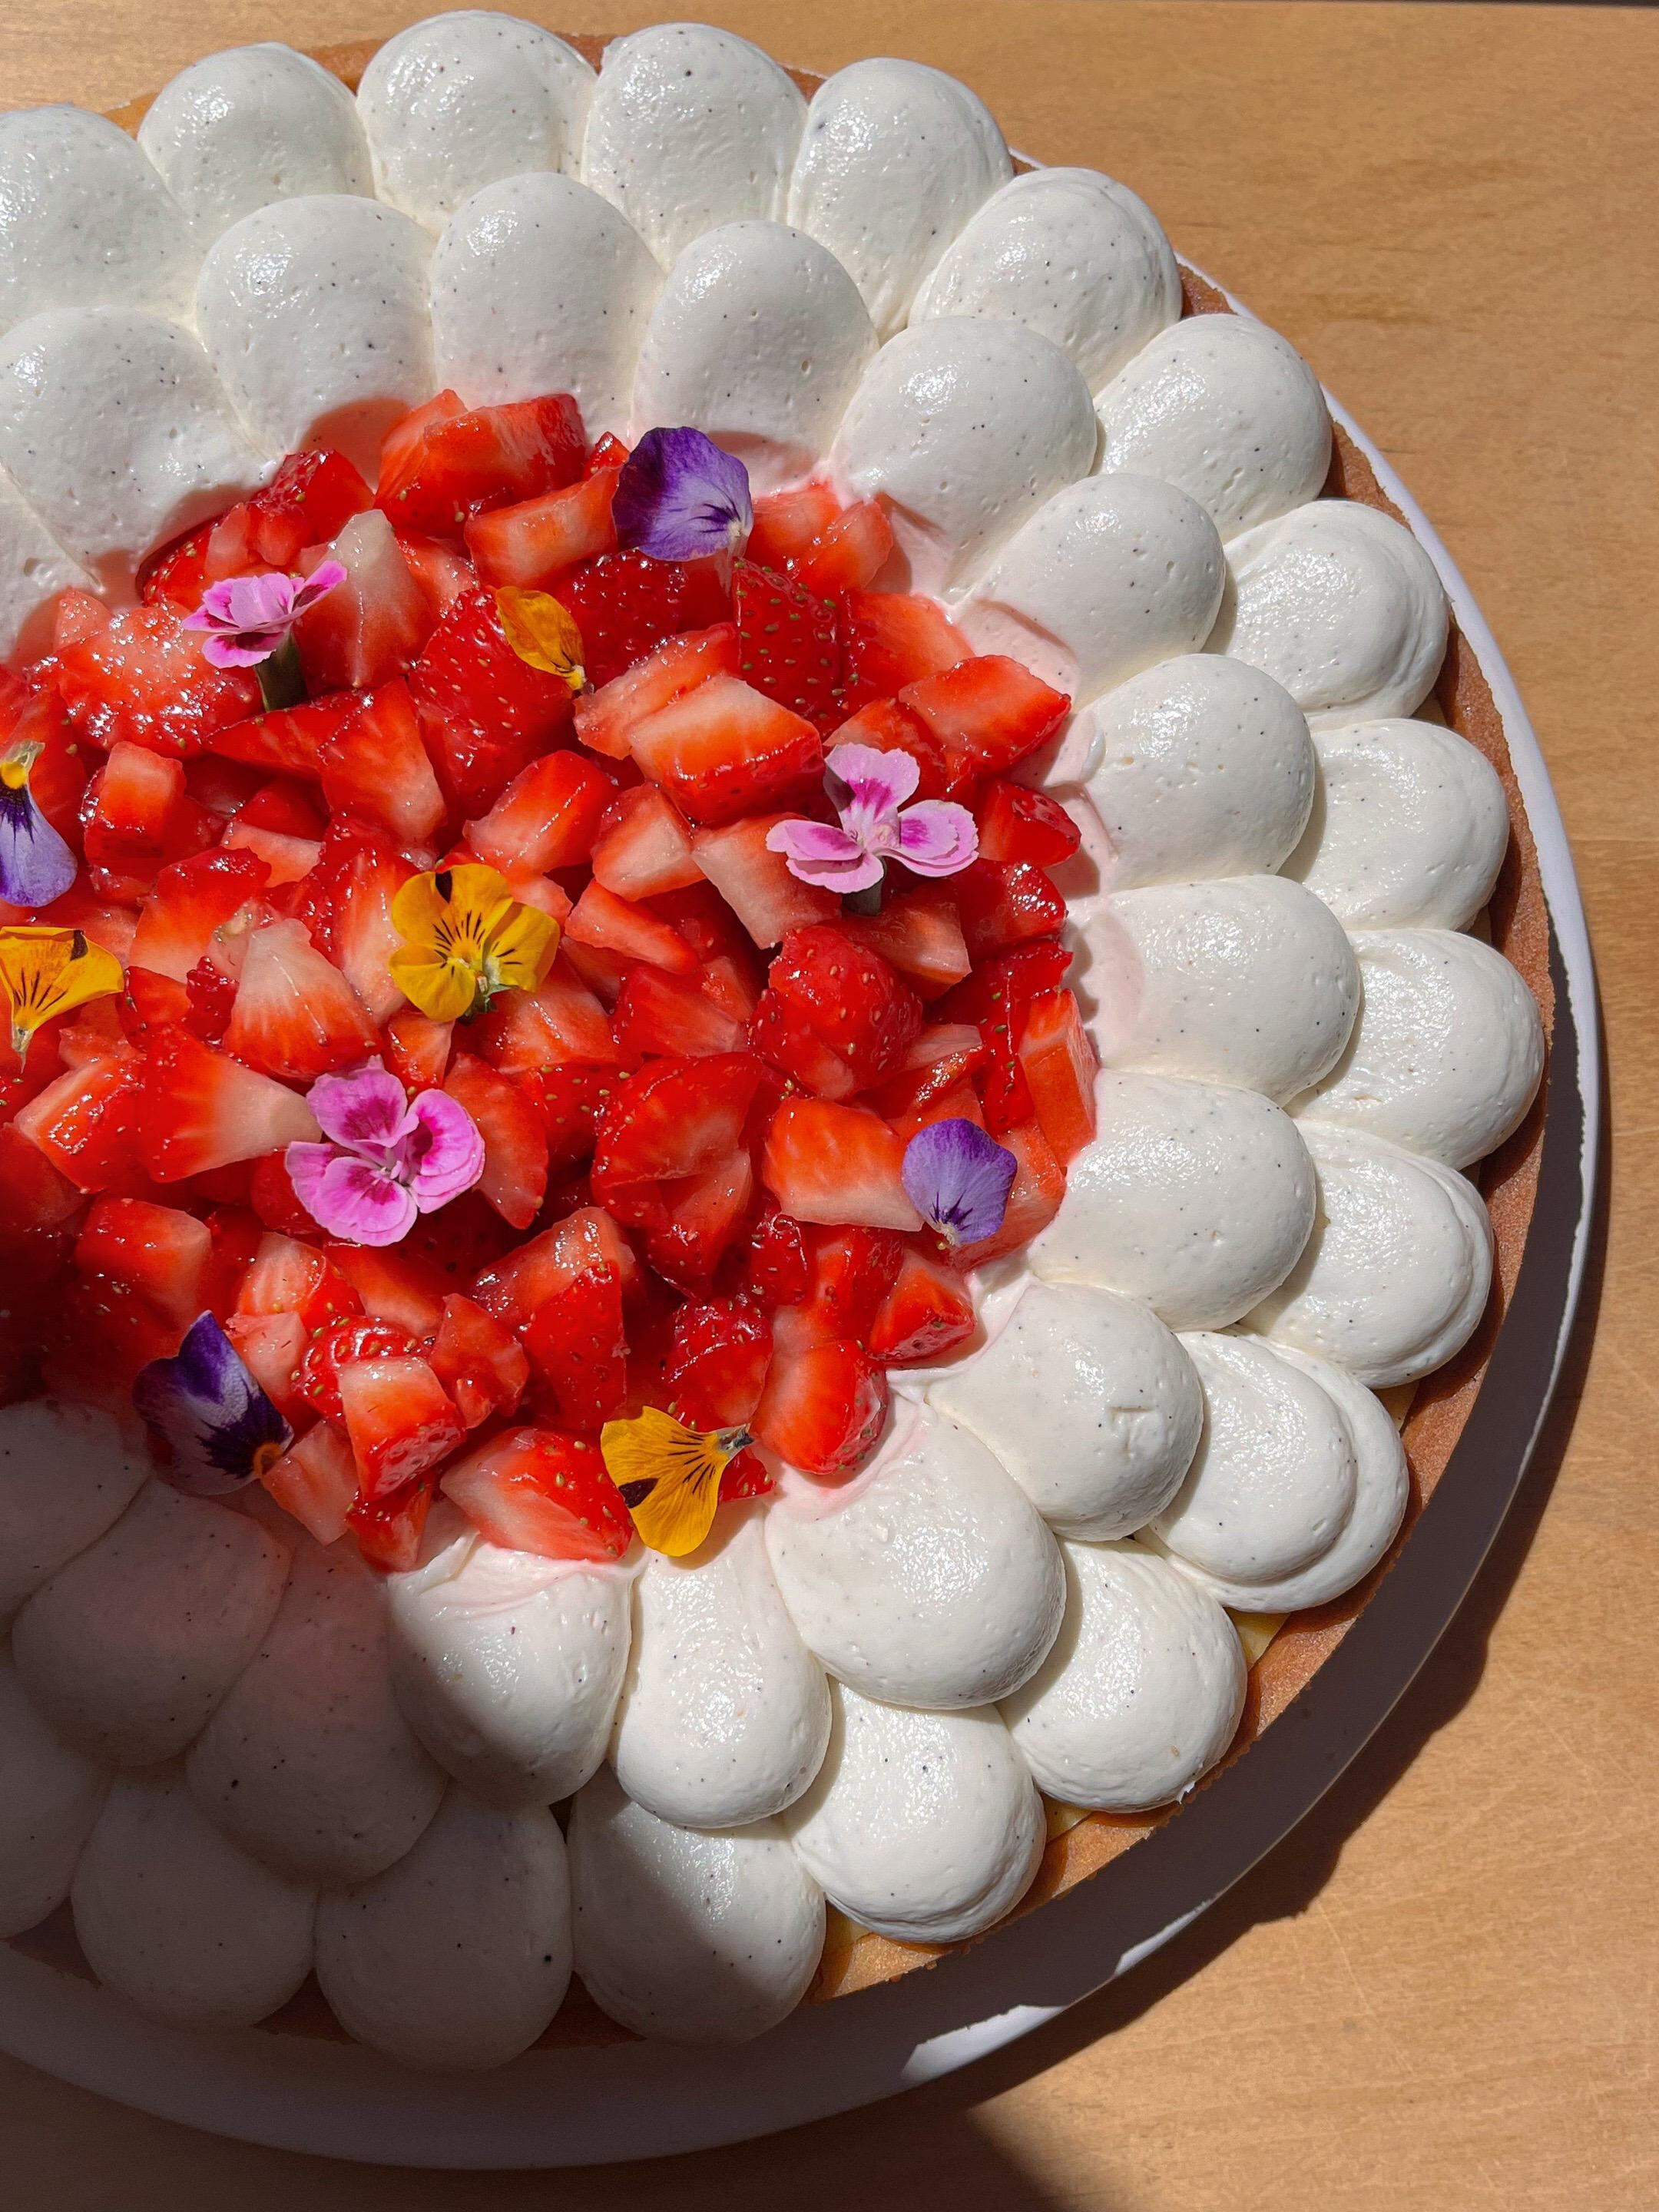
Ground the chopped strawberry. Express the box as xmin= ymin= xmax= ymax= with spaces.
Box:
xmin=954 ymin=1117 xmax=1066 ymax=1265
xmin=384 ymin=1006 xmax=453 ymax=1091
xmin=219 ymin=821 xmax=322 ymax=886
xmin=41 ymin=1272 xmax=180 ymax=1417
xmin=15 ymin=1051 xmax=148 ymax=1194
xmin=444 ymin=1054 xmax=548 ymax=1230
xmin=790 ymin=1224 xmax=906 ymax=1346
xmin=592 ymin=1055 xmax=762 ymax=1224
xmin=377 ymin=392 xmax=584 ymax=543
xmin=752 ymin=1336 xmax=888 ymax=1479
xmin=440 ymin=1426 xmax=634 ymax=1563
xmin=1016 ymin=988 xmax=1098 ymax=1164
xmin=320 ymin=679 xmax=447 ymax=846
xmin=206 ymin=449 xmax=374 ymax=578
xmin=137 ymin=521 xmax=213 ymax=614
xmin=260 ymin=1419 xmax=359 ymax=1547
xmin=901 ymin=656 xmax=1069 ymax=785
xmin=222 ymin=1308 xmax=308 ymax=1422
xmin=0 ymin=1119 xmax=81 ymax=1241
xmin=412 ymin=586 xmax=575 ymax=754
xmin=397 ymin=534 xmax=477 ymax=621
xmin=469 ymin=1204 xmax=637 ymax=1333
xmin=949 ymin=858 xmax=1068 ymax=959
xmin=745 ymin=481 xmax=842 ymax=570
xmin=837 ymin=888 xmax=972 ymax=1001
xmin=235 ymin=777 xmax=328 ymax=842
xmin=743 ymin=1207 xmax=811 ymax=1308
xmin=428 ymin=1292 xmax=529 ymax=1428
xmin=81 ymin=743 xmax=217 ymax=896
xmin=467 ymin=749 xmax=614 ymax=876
xmin=141 ymin=1030 xmax=322 ymax=1181
xmin=868 ymin=1247 xmax=977 ymax=1363
xmin=627 ymin=674 xmax=822 ymax=827
xmin=338 ymin=1353 xmax=465 ymax=1499
xmin=522 ymin=1260 xmax=627 ymax=1429
xmin=114 ymin=967 xmax=184 ymax=1048
xmin=871 ymin=1022 xmax=990 ymax=1124
xmin=293 ymin=509 xmax=433 ymax=694
xmin=767 ymin=925 xmax=924 ymax=1088
xmin=561 ymin=550 xmax=731 ymax=689
xmin=761 ymin=1098 xmax=921 ymax=1230
xmin=699 ymin=952 xmax=762 ymax=1025
xmin=324 ymin=1243 xmax=447 ymax=1337
xmin=248 ymin=1149 xmax=315 ymax=1236
xmin=349 ymin=1479 xmax=437 ymax=1574
xmin=74 ymin=1197 xmax=210 ymax=1330
xmin=565 ymin=879 xmax=698 ymax=976
xmin=588 ymin=784 xmax=704 ymax=899
xmin=747 ymin=988 xmax=859 ymax=1101
xmin=732 ymin=562 xmax=843 ymax=733
xmin=793 ymin=499 xmax=895 ymax=594
xmin=975 ymin=779 xmax=1082 ymax=867
xmin=557 ymin=939 xmax=630 ymax=1006
xmin=611 ymin=964 xmax=747 ymax=1059
xmin=476 ymin=957 xmax=621 ymax=1074
xmin=379 ymin=392 xmax=467 ymax=493
xmin=688 ymin=813 xmax=839 ymax=948
xmin=643 ymin=1146 xmax=754 ymax=1290
xmin=336 ymin=838 xmax=417 ymax=1026
xmin=224 ymin=919 xmax=379 ymax=1081
xmin=575 ymin=623 xmax=741 ymax=760
xmin=57 ymin=605 xmax=260 ymax=757
xmin=208 ymin=693 xmax=361 ymax=780
xmin=839 ymin=590 xmax=969 ymax=704
xmin=525 ymin=1061 xmax=623 ymax=1172
xmin=935 ymin=939 xmax=1071 ymax=1131
xmin=237 ymin=1231 xmax=363 ymax=1334
xmin=664 ymin=1296 xmax=770 ymax=1426
xmin=465 ymin=464 xmax=620 ymax=586
xmin=299 ymin=1316 xmax=423 ymax=1425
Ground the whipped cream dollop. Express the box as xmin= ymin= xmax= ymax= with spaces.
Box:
xmin=0 ymin=1650 xmax=107 ymax=1939
xmin=0 ymin=1400 xmax=147 ymax=1628
xmin=139 ymin=43 xmax=373 ymax=231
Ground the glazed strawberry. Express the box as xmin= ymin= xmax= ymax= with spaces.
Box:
xmin=81 ymin=743 xmax=217 ymax=896
xmin=14 ymin=1051 xmax=148 ymax=1194
xmin=797 ymin=1225 xmax=905 ymax=1345
xmin=469 ymin=1204 xmax=637 ymax=1333
xmin=338 ymin=1353 xmax=465 ymax=1499
xmin=40 ymin=1272 xmax=180 ymax=1417
xmin=975 ymin=779 xmax=1083 ymax=867
xmin=698 ymin=952 xmax=762 ymax=1026
xmin=575 ymin=624 xmax=741 ymax=760
xmin=0 ymin=1121 xmax=81 ymax=1244
xmin=688 ymin=814 xmax=839 ymax=949
xmin=237 ymin=1232 xmax=363 ymax=1334
xmin=0 ymin=686 xmax=85 ymax=841
xmin=1015 ymin=988 xmax=1098 ymax=1164
xmin=949 ymin=859 xmax=1068 ymax=959
xmin=752 ymin=1336 xmax=888 ymax=1479
xmin=767 ymin=926 xmax=925 ymax=1088
xmin=235 ymin=777 xmax=328 ymax=841
xmin=527 ymin=1061 xmax=622 ymax=1172
xmin=384 ymin=1007 xmax=453 ymax=1092
xmin=210 ymin=693 xmax=360 ymax=780
xmin=444 ymin=1054 xmax=548 ymax=1230
xmin=219 ymin=821 xmax=322 ymax=886
xmin=565 ymin=880 xmax=698 ymax=975
xmin=744 ymin=480 xmax=840 ymax=570
xmin=397 ymin=535 xmax=476 ymax=621
xmin=561 ymin=550 xmax=731 ymax=689
xmin=871 ymin=1023 xmax=991 ymax=1123
xmin=588 ymin=786 xmax=704 ymax=900
xmin=136 ymin=522 xmax=213 ymax=615
xmin=223 ymin=1309 xmax=308 ymax=1422
xmin=761 ymin=1098 xmax=921 ymax=1230
xmin=429 ymin=1292 xmax=530 ymax=1428
xmin=743 ymin=1207 xmax=810 ymax=1308
xmin=627 ymin=675 xmax=822 ymax=828
xmin=792 ymin=500 xmax=895 ymax=596
xmin=336 ymin=838 xmax=416 ymax=1027
xmin=936 ymin=939 xmax=1071 ymax=1130
xmin=476 ymin=959 xmax=621 ymax=1075
xmin=74 ymin=1197 xmax=210 ymax=1330
xmin=141 ymin=1030 xmax=323 ymax=1181
xmin=223 ymin=919 xmax=379 ymax=1081
xmin=837 ymin=888 xmax=972 ymax=1001
xmin=412 ymin=586 xmax=575 ymax=753
xmin=377 ymin=391 xmax=584 ymax=542
xmin=57 ymin=604 xmax=260 ymax=757
xmin=592 ymin=1055 xmax=763 ymax=1226
xmin=349 ymin=1479 xmax=436 ymax=1574
xmin=260 ymin=1419 xmax=359 ymax=1547
xmin=204 ymin=448 xmax=374 ymax=579
xmin=643 ymin=1147 xmax=754 ymax=1289
xmin=440 ymin=1426 xmax=634 ymax=1563
xmin=324 ymin=1242 xmax=448 ymax=1337
xmin=319 ymin=679 xmax=447 ymax=846
xmin=466 ymin=750 xmax=615 ymax=876
xmin=465 ymin=464 xmax=621 ymax=586
xmin=867 ymin=1247 xmax=976 ymax=1364
xmin=900 ymin=656 xmax=1069 ymax=783
xmin=732 ymin=561 xmax=843 ymax=733
xmin=953 ymin=1117 xmax=1065 ymax=1265
xmin=664 ymin=1296 xmax=770 ymax=1426
xmin=522 ymin=1260 xmax=627 ymax=1429
xmin=299 ymin=1316 xmax=423 ymax=1425
xmin=610 ymin=965 xmax=747 ymax=1059
xmin=747 ymin=988 xmax=858 ymax=1101
xmin=293 ymin=510 xmax=433 ymax=694
xmin=247 ymin=1148 xmax=314 ymax=1236
xmin=287 ymin=817 xmax=387 ymax=962
xmin=839 ymin=589 xmax=969 ymax=703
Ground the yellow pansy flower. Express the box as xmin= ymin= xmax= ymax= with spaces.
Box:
xmin=495 ymin=588 xmax=587 ymax=694
xmin=388 ymin=863 xmax=561 ymax=1024
xmin=600 ymin=1406 xmax=756 ymax=1558
xmin=0 ymin=926 xmax=122 ymax=1062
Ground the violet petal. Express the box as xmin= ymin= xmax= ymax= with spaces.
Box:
xmin=893 ymin=799 xmax=979 ymax=878
xmin=901 ymin=1118 xmax=1018 ymax=1247
xmin=0 ymin=785 xmax=75 ymax=907
xmin=612 ymin=428 xmax=753 ymax=561
xmin=132 ymin=1311 xmax=293 ymax=1496
xmin=404 ymin=1088 xmax=486 ymax=1210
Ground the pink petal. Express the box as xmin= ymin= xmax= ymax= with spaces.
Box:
xmin=825 ymin=740 xmax=919 ymax=843
xmin=281 ymin=1141 xmax=339 ymax=1222
xmin=404 ymin=1088 xmax=486 ymax=1211
xmin=306 ymin=1061 xmax=413 ymax=1153
xmin=197 ymin=628 xmax=287 ymax=668
xmin=301 ymin=1152 xmax=419 ymax=1247
xmin=291 ymin=560 xmax=348 ymax=616
xmin=894 ymin=800 xmax=979 ymax=877
xmin=764 ymin=816 xmax=885 ymax=893
xmin=204 ymin=571 xmax=301 ymax=633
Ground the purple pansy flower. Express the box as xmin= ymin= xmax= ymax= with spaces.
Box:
xmin=183 ymin=562 xmax=347 ymax=668
xmin=612 ymin=428 xmax=753 ymax=561
xmin=284 ymin=1059 xmax=485 ymax=1248
xmin=767 ymin=743 xmax=978 ymax=894
xmin=902 ymin=1118 xmax=1018 ymax=1249
xmin=0 ymin=740 xmax=76 ymax=908
xmin=133 ymin=1312 xmax=293 ymax=1496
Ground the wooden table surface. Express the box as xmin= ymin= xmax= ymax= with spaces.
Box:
xmin=0 ymin=2 xmax=1653 ymax=2204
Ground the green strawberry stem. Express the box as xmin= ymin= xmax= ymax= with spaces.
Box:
xmin=257 ymin=636 xmax=306 ymax=713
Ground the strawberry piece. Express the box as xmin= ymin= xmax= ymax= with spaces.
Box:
xmin=467 ymin=749 xmax=614 ymax=876
xmin=141 ymin=1030 xmax=322 ymax=1181
xmin=384 ymin=1007 xmax=453 ymax=1092
xmin=747 ymin=988 xmax=858 ymax=1101
xmin=469 ymin=1204 xmax=637 ymax=1333
xmin=80 ymin=743 xmax=217 ymax=894
xmin=74 ymin=1197 xmax=210 ymax=1330
xmin=379 ymin=391 xmax=467 ymax=491
xmin=429 ymin=1292 xmax=529 ymax=1428
xmin=465 ymin=465 xmax=620 ymax=586
xmin=867 ymin=1246 xmax=977 ymax=1364
xmin=475 ymin=956 xmax=621 ymax=1075
xmin=837 ymin=887 xmax=972 ymax=1002
xmin=901 ymin=656 xmax=1070 ymax=784
xmin=137 ymin=521 xmax=213 ymax=614
xmin=237 ymin=1230 xmax=364 ymax=1333
xmin=563 ymin=879 xmax=697 ymax=978
xmin=664 ymin=1296 xmax=770 ymax=1426
xmin=871 ymin=1023 xmax=990 ymax=1124
xmin=744 ymin=1207 xmax=810 ymax=1308
xmin=0 ymin=1119 xmax=81 ymax=1240
xmin=522 ymin=1260 xmax=627 ymax=1428
xmin=976 ymin=779 xmax=1082 ymax=867
xmin=592 ymin=1055 xmax=763 ymax=1221
xmin=444 ymin=1054 xmax=548 ymax=1230
xmin=1016 ymin=988 xmax=1098 ymax=1164
xmin=575 ymin=624 xmax=741 ymax=760
xmin=118 ymin=968 xmax=187 ymax=1048
xmin=0 ymin=1029 xmax=65 ymax=1129
xmin=588 ymin=784 xmax=703 ymax=899
xmin=440 ymin=1426 xmax=634 ymax=1562
xmin=412 ymin=585 xmax=575 ymax=753
xmin=336 ymin=838 xmax=417 ymax=1027
xmin=745 ymin=481 xmax=842 ymax=570
xmin=561 ymin=550 xmax=732 ymax=689
xmin=224 ymin=919 xmax=379 ymax=1081
xmin=768 ymin=925 xmax=925 ymax=1088
xmin=57 ymin=605 xmax=260 ymax=757
xmin=936 ymin=939 xmax=1071 ymax=1132
xmin=293 ymin=510 xmax=433 ymax=694
xmin=397 ymin=534 xmax=477 ymax=621
xmin=222 ymin=1308 xmax=308 ymax=1421
xmin=339 ymin=1354 xmax=465 ymax=1499
xmin=717 ymin=1450 xmax=774 ymax=1503
xmin=628 ymin=674 xmax=822 ymax=828
xmin=643 ymin=1146 xmax=755 ymax=1290
xmin=840 ymin=590 xmax=969 ymax=704
xmin=752 ymin=1336 xmax=888 ymax=1479
xmin=220 ymin=821 xmax=322 ymax=886
xmin=611 ymin=965 xmax=747 ymax=1059
xmin=954 ymin=1117 xmax=1066 ymax=1265
xmin=732 ymin=561 xmax=844 ymax=733
xmin=949 ymin=858 xmax=1068 ymax=959
xmin=0 ymin=687 xmax=85 ymax=842
xmin=248 ymin=1149 xmax=315 ymax=1236
xmin=325 ymin=1243 xmax=447 ymax=1337
xmin=793 ymin=500 xmax=894 ymax=595
xmin=15 ymin=1051 xmax=147 ymax=1194
xmin=349 ymin=1479 xmax=437 ymax=1573
xmin=210 ymin=694 xmax=360 ymax=780
xmin=377 ymin=392 xmax=584 ymax=543
xmin=260 ymin=1419 xmax=358 ymax=1547
xmin=761 ymin=1098 xmax=922 ymax=1230
xmin=320 ymin=679 xmax=447 ymax=845
xmin=41 ymin=1272 xmax=180 ymax=1418
xmin=299 ymin=1316 xmax=423 ymax=1425
xmin=525 ymin=1062 xmax=621 ymax=1172
xmin=797 ymin=1225 xmax=905 ymax=1345
xmin=699 ymin=952 xmax=761 ymax=1026
xmin=235 ymin=778 xmax=328 ymax=841
xmin=688 ymin=813 xmax=839 ymax=949
xmin=206 ymin=449 xmax=374 ymax=578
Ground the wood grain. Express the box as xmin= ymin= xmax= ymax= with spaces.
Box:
xmin=0 ymin=5 xmax=1654 ymax=2207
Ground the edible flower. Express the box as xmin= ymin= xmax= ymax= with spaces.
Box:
xmin=612 ymin=427 xmax=753 ymax=562
xmin=767 ymin=743 xmax=978 ymax=896
xmin=182 ymin=563 xmax=347 ymax=668
xmin=902 ymin=1118 xmax=1018 ymax=1249
xmin=0 ymin=924 xmax=122 ymax=1064
xmin=389 ymin=863 xmax=561 ymax=1024
xmin=284 ymin=1059 xmax=485 ymax=1247
xmin=0 ymin=741 xmax=76 ymax=909
xmin=495 ymin=588 xmax=587 ymax=692
xmin=133 ymin=1312 xmax=293 ymax=1497
xmin=600 ymin=1406 xmax=756 ymax=1557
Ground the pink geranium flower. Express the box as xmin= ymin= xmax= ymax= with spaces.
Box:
xmin=183 ymin=562 xmax=347 ymax=668
xmin=765 ymin=743 xmax=978 ymax=894
xmin=284 ymin=1061 xmax=484 ymax=1247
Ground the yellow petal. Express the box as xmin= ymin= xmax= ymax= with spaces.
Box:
xmin=0 ymin=926 xmax=122 ymax=1057
xmin=496 ymin=588 xmax=586 ymax=693
xmin=0 ymin=740 xmax=42 ymax=793
xmin=387 ymin=942 xmax=479 ymax=1025
xmin=389 ymin=869 xmax=449 ymax=946
xmin=484 ymin=900 xmax=561 ymax=992
xmin=601 ymin=1407 xmax=750 ymax=1558
xmin=437 ymin=863 xmax=520 ymax=943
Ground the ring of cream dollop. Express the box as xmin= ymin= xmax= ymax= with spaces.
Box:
xmin=0 ymin=13 xmax=1544 ymax=2060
